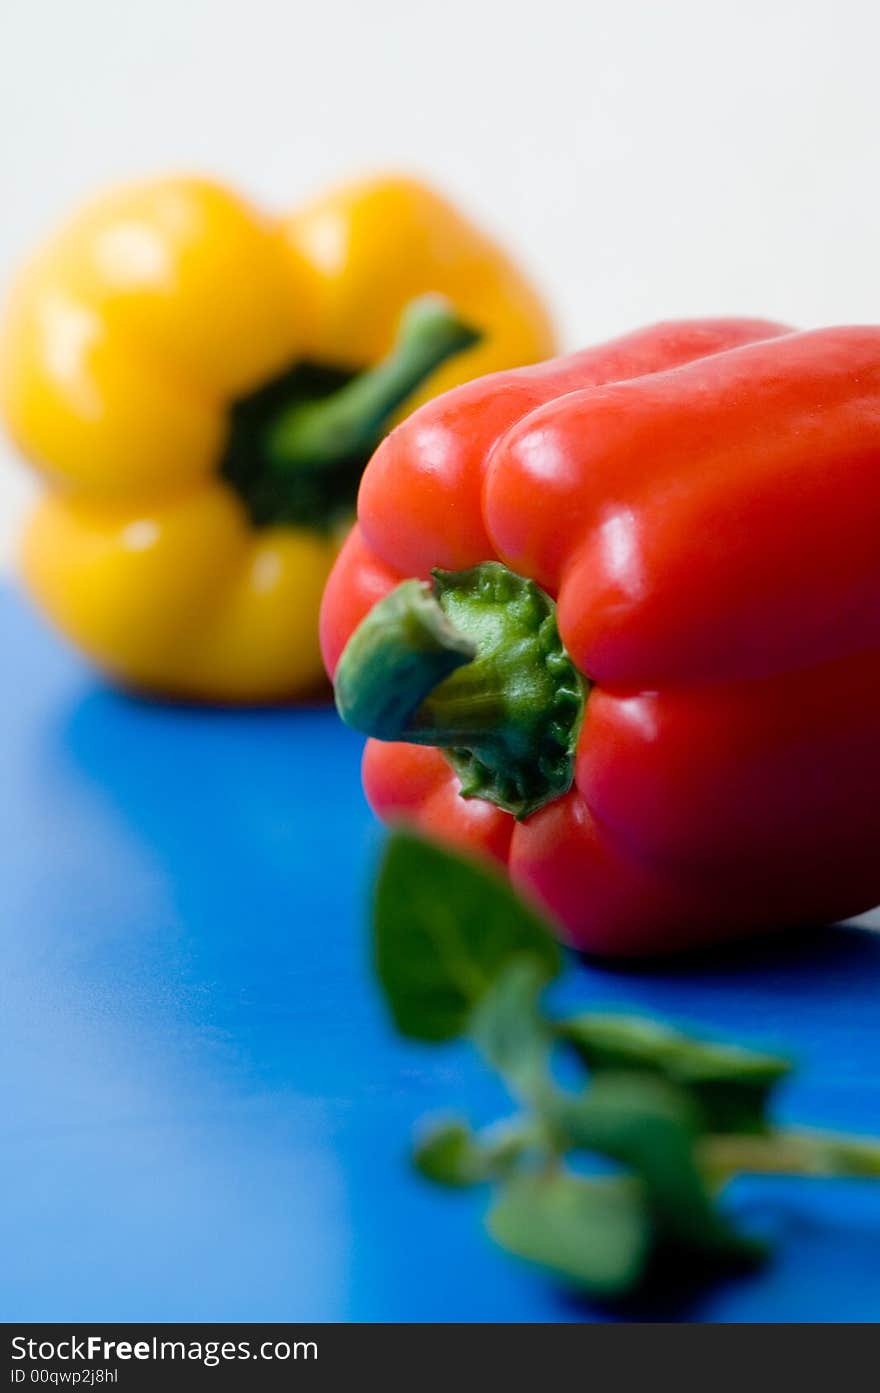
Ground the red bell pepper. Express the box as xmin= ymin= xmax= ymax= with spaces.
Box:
xmin=320 ymin=319 xmax=880 ymax=956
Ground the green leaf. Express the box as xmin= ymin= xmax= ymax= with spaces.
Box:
xmin=470 ymin=958 xmax=553 ymax=1107
xmin=487 ymin=1171 xmax=651 ymax=1298
xmin=558 ymin=1013 xmax=793 ymax=1134
xmin=414 ymin=1116 xmax=538 ymax=1187
xmin=374 ymin=830 xmax=561 ymax=1041
xmin=414 ymin=1120 xmax=488 ymax=1187
xmin=554 ymin=1072 xmax=763 ymax=1262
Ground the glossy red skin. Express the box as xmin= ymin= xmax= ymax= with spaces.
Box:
xmin=320 ymin=319 xmax=880 ymax=956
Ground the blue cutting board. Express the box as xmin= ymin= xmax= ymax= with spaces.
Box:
xmin=2 ymin=583 xmax=880 ymax=1323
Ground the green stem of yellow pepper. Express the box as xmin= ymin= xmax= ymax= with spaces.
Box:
xmin=266 ymin=295 xmax=481 ymax=474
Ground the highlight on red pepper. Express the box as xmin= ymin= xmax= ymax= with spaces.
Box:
xmin=322 ymin=319 xmax=880 ymax=956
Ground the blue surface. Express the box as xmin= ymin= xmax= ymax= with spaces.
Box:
xmin=3 ymin=583 xmax=880 ymax=1324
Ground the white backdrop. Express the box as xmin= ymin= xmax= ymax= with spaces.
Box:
xmin=2 ymin=0 xmax=879 ymax=567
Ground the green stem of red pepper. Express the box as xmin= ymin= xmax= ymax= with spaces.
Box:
xmin=334 ymin=562 xmax=587 ymax=819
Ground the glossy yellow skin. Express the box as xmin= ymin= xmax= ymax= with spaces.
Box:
xmin=0 ymin=174 xmax=555 ymax=702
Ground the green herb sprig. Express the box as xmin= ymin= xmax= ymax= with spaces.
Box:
xmin=374 ymin=830 xmax=880 ymax=1302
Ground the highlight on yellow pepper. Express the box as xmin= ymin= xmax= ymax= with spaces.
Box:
xmin=0 ymin=173 xmax=555 ymax=702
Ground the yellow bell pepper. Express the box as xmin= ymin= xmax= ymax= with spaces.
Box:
xmin=0 ymin=173 xmax=555 ymax=702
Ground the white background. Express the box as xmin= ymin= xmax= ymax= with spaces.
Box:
xmin=2 ymin=0 xmax=880 ymax=568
